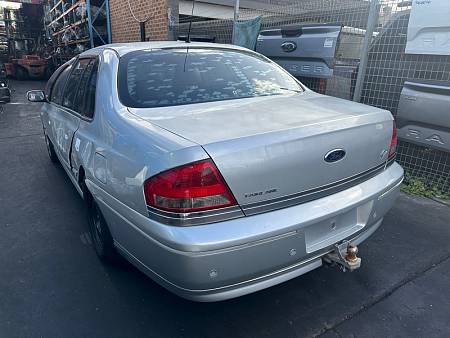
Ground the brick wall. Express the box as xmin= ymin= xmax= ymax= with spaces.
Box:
xmin=109 ymin=0 xmax=172 ymax=42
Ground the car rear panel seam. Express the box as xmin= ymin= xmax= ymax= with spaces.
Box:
xmin=142 ymin=124 xmax=396 ymax=225
xmin=241 ymin=158 xmax=395 ymax=216
xmin=144 ymin=158 xmax=395 ymax=225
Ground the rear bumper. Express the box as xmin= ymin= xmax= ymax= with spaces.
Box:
xmin=116 ymin=218 xmax=384 ymax=302
xmin=87 ymin=162 xmax=404 ymax=302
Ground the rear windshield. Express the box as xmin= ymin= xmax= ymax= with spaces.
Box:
xmin=118 ymin=48 xmax=303 ymax=108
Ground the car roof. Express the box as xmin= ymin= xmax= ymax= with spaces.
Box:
xmin=79 ymin=41 xmax=250 ymax=58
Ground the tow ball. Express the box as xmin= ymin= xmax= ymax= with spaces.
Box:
xmin=323 ymin=241 xmax=361 ymax=272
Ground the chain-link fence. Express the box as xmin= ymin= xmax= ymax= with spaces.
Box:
xmin=360 ymin=2 xmax=450 ymax=193
xmin=174 ymin=0 xmax=450 ymax=193
xmin=176 ymin=1 xmax=371 ymax=101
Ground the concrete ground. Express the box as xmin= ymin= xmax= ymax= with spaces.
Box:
xmin=1 ymin=80 xmax=450 ymax=338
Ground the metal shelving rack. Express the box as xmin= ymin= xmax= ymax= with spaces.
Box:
xmin=0 ymin=11 xmax=11 ymax=62
xmin=1 ymin=7 xmax=35 ymax=61
xmin=44 ymin=0 xmax=111 ymax=66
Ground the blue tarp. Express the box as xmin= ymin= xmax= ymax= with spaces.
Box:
xmin=232 ymin=16 xmax=262 ymax=50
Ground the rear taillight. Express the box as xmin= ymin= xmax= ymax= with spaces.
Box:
xmin=388 ymin=120 xmax=397 ymax=159
xmin=144 ymin=159 xmax=237 ymax=213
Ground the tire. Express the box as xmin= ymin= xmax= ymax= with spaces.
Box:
xmin=45 ymin=135 xmax=59 ymax=164
xmin=15 ymin=67 xmax=28 ymax=81
xmin=88 ymin=199 xmax=117 ymax=263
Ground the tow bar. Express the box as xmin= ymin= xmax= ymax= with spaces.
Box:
xmin=323 ymin=241 xmax=361 ymax=272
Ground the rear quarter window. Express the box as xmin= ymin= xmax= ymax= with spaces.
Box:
xmin=81 ymin=59 xmax=99 ymax=119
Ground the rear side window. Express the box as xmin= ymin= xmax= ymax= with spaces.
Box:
xmin=82 ymin=60 xmax=98 ymax=118
xmin=118 ymin=48 xmax=303 ymax=108
xmin=62 ymin=59 xmax=91 ymax=110
xmin=50 ymin=65 xmax=72 ymax=104
xmin=75 ymin=59 xmax=96 ymax=115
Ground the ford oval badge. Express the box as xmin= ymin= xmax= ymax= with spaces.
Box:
xmin=324 ymin=149 xmax=346 ymax=163
xmin=281 ymin=41 xmax=297 ymax=53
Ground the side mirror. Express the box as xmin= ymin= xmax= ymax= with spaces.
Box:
xmin=27 ymin=90 xmax=46 ymax=102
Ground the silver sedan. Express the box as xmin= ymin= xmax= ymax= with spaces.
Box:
xmin=28 ymin=42 xmax=404 ymax=302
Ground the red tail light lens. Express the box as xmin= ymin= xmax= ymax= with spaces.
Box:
xmin=144 ymin=159 xmax=237 ymax=213
xmin=388 ymin=120 xmax=397 ymax=159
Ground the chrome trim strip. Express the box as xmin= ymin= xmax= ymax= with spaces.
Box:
xmin=148 ymin=205 xmax=241 ymax=219
xmin=242 ymin=159 xmax=395 ymax=216
xmin=147 ymin=159 xmax=395 ymax=225
xmin=147 ymin=205 xmax=245 ymax=226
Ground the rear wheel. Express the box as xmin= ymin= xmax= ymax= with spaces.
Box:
xmin=88 ymin=199 xmax=117 ymax=263
xmin=45 ymin=135 xmax=59 ymax=164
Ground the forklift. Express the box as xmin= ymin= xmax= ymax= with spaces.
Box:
xmin=2 ymin=5 xmax=49 ymax=80
xmin=5 ymin=52 xmax=49 ymax=80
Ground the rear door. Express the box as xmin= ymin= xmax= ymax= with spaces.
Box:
xmin=69 ymin=58 xmax=99 ymax=177
xmin=49 ymin=58 xmax=93 ymax=168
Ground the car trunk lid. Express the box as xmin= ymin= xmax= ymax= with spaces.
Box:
xmin=129 ymin=92 xmax=393 ymax=208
